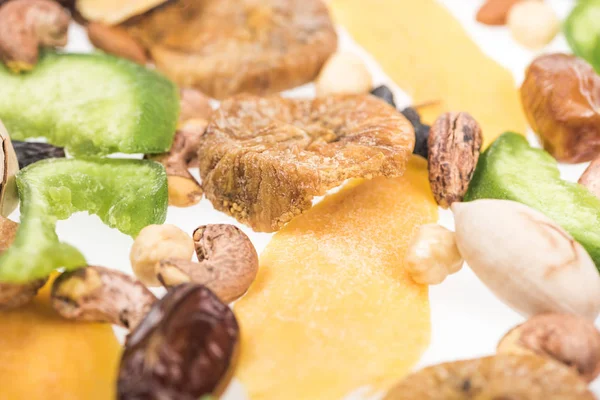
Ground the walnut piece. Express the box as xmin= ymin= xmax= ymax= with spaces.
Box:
xmin=198 ymin=94 xmax=415 ymax=232
xmin=428 ymin=112 xmax=482 ymax=208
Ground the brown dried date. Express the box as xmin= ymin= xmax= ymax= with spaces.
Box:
xmin=117 ymin=284 xmax=239 ymax=400
xmin=428 ymin=112 xmax=482 ymax=208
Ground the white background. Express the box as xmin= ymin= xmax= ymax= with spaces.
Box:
xmin=18 ymin=0 xmax=594 ymax=398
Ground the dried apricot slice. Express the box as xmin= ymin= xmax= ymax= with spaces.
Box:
xmin=199 ymin=94 xmax=415 ymax=232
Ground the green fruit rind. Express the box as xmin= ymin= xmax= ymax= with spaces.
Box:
xmin=0 ymin=158 xmax=168 ymax=283
xmin=465 ymin=132 xmax=600 ymax=269
xmin=0 ymin=51 xmax=179 ymax=156
xmin=564 ymin=0 xmax=600 ymax=74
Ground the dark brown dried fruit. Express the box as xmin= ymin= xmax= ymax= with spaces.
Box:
xmin=384 ymin=354 xmax=594 ymax=399
xmin=122 ymin=0 xmax=337 ymax=99
xmin=401 ymin=107 xmax=430 ymax=159
xmin=370 ymin=85 xmax=396 ymax=107
xmin=428 ymin=112 xmax=482 ymax=208
xmin=118 ymin=284 xmax=238 ymax=400
xmin=12 ymin=140 xmax=65 ymax=169
xmin=198 ymin=93 xmax=415 ymax=232
xmin=521 ymin=53 xmax=600 ymax=163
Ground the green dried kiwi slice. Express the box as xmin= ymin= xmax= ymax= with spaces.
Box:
xmin=0 ymin=51 xmax=179 ymax=156
xmin=0 ymin=158 xmax=168 ymax=283
xmin=465 ymin=132 xmax=600 ymax=269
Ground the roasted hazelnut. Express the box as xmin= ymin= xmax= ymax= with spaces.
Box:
xmin=520 ymin=54 xmax=600 ymax=163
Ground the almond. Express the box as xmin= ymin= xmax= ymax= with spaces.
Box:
xmin=476 ymin=0 xmax=522 ymax=26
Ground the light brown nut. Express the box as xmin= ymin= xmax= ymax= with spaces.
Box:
xmin=315 ymin=52 xmax=373 ymax=97
xmin=0 ymin=0 xmax=70 ymax=72
xmin=405 ymin=224 xmax=463 ymax=285
xmin=508 ymin=1 xmax=559 ymax=49
xmin=0 ymin=215 xmax=18 ymax=253
xmin=579 ymin=155 xmax=600 ymax=199
xmin=51 ymin=265 xmax=157 ymax=330
xmin=428 ymin=112 xmax=482 ymax=208
xmin=87 ymin=22 xmax=148 ymax=65
xmin=129 ymin=224 xmax=195 ymax=286
xmin=0 ymin=278 xmax=46 ymax=309
xmin=498 ymin=313 xmax=600 ymax=383
xmin=384 ymin=354 xmax=594 ymax=399
xmin=157 ymin=224 xmax=259 ymax=303
xmin=476 ymin=0 xmax=522 ymax=26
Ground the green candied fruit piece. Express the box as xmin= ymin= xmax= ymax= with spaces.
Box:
xmin=0 ymin=158 xmax=168 ymax=282
xmin=0 ymin=51 xmax=179 ymax=156
xmin=465 ymin=132 xmax=600 ymax=269
xmin=564 ymin=0 xmax=600 ymax=73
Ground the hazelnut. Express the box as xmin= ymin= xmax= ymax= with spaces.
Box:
xmin=508 ymin=2 xmax=560 ymax=49
xmin=498 ymin=313 xmax=600 ymax=383
xmin=129 ymin=224 xmax=194 ymax=287
xmin=405 ymin=224 xmax=463 ymax=285
xmin=315 ymin=52 xmax=373 ymax=97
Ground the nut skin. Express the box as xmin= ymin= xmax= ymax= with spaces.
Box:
xmin=0 ymin=0 xmax=70 ymax=72
xmin=428 ymin=112 xmax=482 ymax=209
xmin=156 ymin=224 xmax=259 ymax=303
xmin=87 ymin=22 xmax=148 ymax=65
xmin=51 ymin=265 xmax=157 ymax=330
xmin=130 ymin=224 xmax=195 ymax=287
xmin=521 ymin=54 xmax=600 ymax=163
xmin=0 ymin=215 xmax=18 ymax=253
xmin=0 ymin=120 xmax=19 ymax=217
xmin=117 ymin=284 xmax=239 ymax=400
xmin=579 ymin=155 xmax=600 ymax=199
xmin=498 ymin=313 xmax=600 ymax=383
xmin=405 ymin=224 xmax=463 ymax=285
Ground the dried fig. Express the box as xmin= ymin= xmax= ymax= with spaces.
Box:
xmin=521 ymin=53 xmax=600 ymax=163
xmin=198 ymin=94 xmax=415 ymax=232
xmin=117 ymin=284 xmax=238 ymax=400
xmin=122 ymin=0 xmax=337 ymax=99
xmin=385 ymin=354 xmax=594 ymax=399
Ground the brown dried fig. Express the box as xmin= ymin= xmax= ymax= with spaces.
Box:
xmin=118 ymin=284 xmax=238 ymax=400
xmin=385 ymin=354 xmax=593 ymax=399
xmin=521 ymin=53 xmax=600 ymax=163
xmin=428 ymin=112 xmax=482 ymax=208
xmin=199 ymin=94 xmax=415 ymax=232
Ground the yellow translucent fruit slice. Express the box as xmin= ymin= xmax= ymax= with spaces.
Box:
xmin=0 ymin=275 xmax=121 ymax=400
xmin=235 ymin=157 xmax=437 ymax=400
xmin=77 ymin=0 xmax=168 ymax=25
xmin=330 ymin=0 xmax=527 ymax=146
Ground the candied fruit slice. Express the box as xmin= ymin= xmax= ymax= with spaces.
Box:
xmin=0 ymin=275 xmax=121 ymax=400
xmin=234 ymin=157 xmax=437 ymax=399
xmin=330 ymin=0 xmax=527 ymax=145
xmin=0 ymin=158 xmax=167 ymax=282
xmin=0 ymin=51 xmax=179 ymax=156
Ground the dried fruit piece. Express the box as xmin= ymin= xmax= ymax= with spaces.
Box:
xmin=564 ymin=0 xmax=600 ymax=74
xmin=579 ymin=156 xmax=600 ymax=199
xmin=87 ymin=22 xmax=148 ymax=65
xmin=330 ymin=0 xmax=528 ymax=146
xmin=199 ymin=94 xmax=414 ymax=232
xmin=123 ymin=0 xmax=337 ymax=99
xmin=0 ymin=275 xmax=121 ymax=400
xmin=384 ymin=355 xmax=594 ymax=399
xmin=0 ymin=158 xmax=167 ymax=282
xmin=0 ymin=120 xmax=19 ymax=217
xmin=476 ymin=0 xmax=522 ymax=26
xmin=0 ymin=51 xmax=179 ymax=156
xmin=118 ymin=284 xmax=239 ymax=400
xmin=0 ymin=215 xmax=18 ymax=253
xmin=428 ymin=112 xmax=482 ymax=208
xmin=11 ymin=140 xmax=65 ymax=169
xmin=0 ymin=278 xmax=46 ymax=309
xmin=465 ymin=132 xmax=600 ymax=269
xmin=0 ymin=0 xmax=70 ymax=72
xmin=315 ymin=52 xmax=373 ymax=96
xmin=520 ymin=54 xmax=600 ymax=163
xmin=235 ymin=157 xmax=436 ymax=399
xmin=370 ymin=85 xmax=396 ymax=107
xmin=401 ymin=107 xmax=430 ymax=158
xmin=498 ymin=313 xmax=600 ymax=383
xmin=77 ymin=0 xmax=168 ymax=25
xmin=508 ymin=1 xmax=559 ymax=49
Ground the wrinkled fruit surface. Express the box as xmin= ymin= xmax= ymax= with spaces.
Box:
xmin=122 ymin=0 xmax=337 ymax=99
xmin=118 ymin=284 xmax=238 ymax=400
xmin=465 ymin=132 xmax=600 ymax=270
xmin=384 ymin=355 xmax=593 ymax=399
xmin=0 ymin=51 xmax=179 ymax=156
xmin=0 ymin=158 xmax=167 ymax=282
xmin=520 ymin=53 xmax=600 ymax=163
xmin=0 ymin=275 xmax=121 ymax=400
xmin=12 ymin=141 xmax=65 ymax=169
xmin=401 ymin=107 xmax=430 ymax=159
xmin=199 ymin=94 xmax=415 ymax=232
xmin=235 ymin=157 xmax=436 ymax=399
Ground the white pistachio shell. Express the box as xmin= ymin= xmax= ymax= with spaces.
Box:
xmin=453 ymin=199 xmax=600 ymax=320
